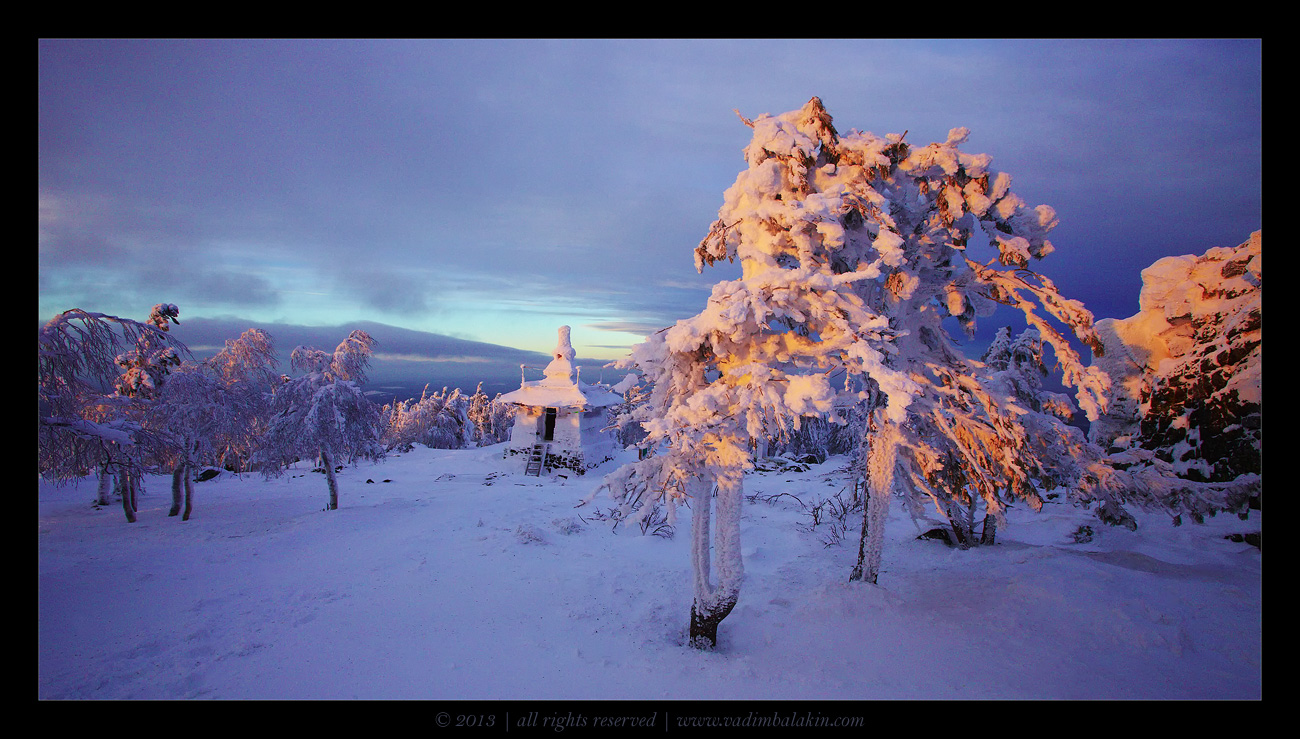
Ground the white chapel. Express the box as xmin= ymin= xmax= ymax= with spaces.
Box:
xmin=498 ymin=326 xmax=623 ymax=475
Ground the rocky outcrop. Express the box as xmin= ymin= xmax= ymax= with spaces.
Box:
xmin=1090 ymin=232 xmax=1261 ymax=484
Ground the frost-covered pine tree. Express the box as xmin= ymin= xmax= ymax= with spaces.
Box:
xmin=608 ymin=374 xmax=651 ymax=450
xmin=893 ymin=325 xmax=1104 ymax=549
xmin=256 ymin=330 xmax=383 ymax=510
xmin=467 ymin=383 xmax=492 ymax=447
xmin=985 ymin=327 xmax=1090 ymax=482
xmin=982 ymin=326 xmax=1079 ymax=421
xmin=599 ymin=98 xmax=1114 ymax=646
xmin=432 ymin=387 xmax=473 ymax=449
xmin=694 ymin=102 xmax=1111 ymax=581
xmin=486 ymin=392 xmax=517 ymax=445
xmin=381 ymin=385 xmax=476 ymax=451
xmin=38 ymin=304 xmax=189 ymax=522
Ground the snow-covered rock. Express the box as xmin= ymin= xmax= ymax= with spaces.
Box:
xmin=1090 ymin=231 xmax=1261 ymax=483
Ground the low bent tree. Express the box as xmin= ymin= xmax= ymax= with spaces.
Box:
xmin=147 ymin=328 xmax=280 ymax=519
xmin=38 ymin=304 xmax=188 ymax=522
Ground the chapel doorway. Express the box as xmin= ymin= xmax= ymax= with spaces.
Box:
xmin=543 ymin=407 xmax=557 ymax=441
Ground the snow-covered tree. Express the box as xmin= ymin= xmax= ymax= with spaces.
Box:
xmin=485 ymin=393 xmax=517 ymax=445
xmin=38 ymin=304 xmax=189 ymax=522
xmin=892 ymin=325 xmax=1105 ymax=549
xmin=467 ymin=383 xmax=492 ymax=446
xmin=256 ymin=330 xmax=383 ymax=510
xmin=430 ymin=387 xmax=473 ymax=449
xmin=984 ymin=326 xmax=1080 ymax=421
xmin=985 ymin=327 xmax=1091 ymax=483
xmin=110 ymin=304 xmax=184 ymax=399
xmin=725 ymin=99 xmax=1107 ymax=579
xmin=594 ymin=98 xmax=919 ymax=648
xmin=698 ymin=102 xmax=1110 ymax=577
xmin=381 ymin=385 xmax=477 ymax=451
xmin=146 ymin=328 xmax=280 ymax=518
xmin=597 ymin=99 xmax=1114 ymax=647
xmin=607 ymin=373 xmax=651 ymax=451
xmin=203 ymin=328 xmax=280 ymax=471
xmin=148 ymin=364 xmax=226 ymax=519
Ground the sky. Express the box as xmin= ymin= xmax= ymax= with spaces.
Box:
xmin=38 ymin=38 xmax=1262 ymax=374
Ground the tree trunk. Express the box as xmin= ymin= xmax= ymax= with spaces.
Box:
xmin=182 ymin=441 xmax=195 ymax=520
xmin=171 ymin=439 xmax=196 ymax=519
xmin=938 ymin=452 xmax=974 ymax=548
xmin=322 ymin=448 xmax=339 ymax=510
xmin=170 ymin=463 xmax=185 ymax=517
xmin=849 ymin=495 xmax=871 ymax=582
xmin=97 ymin=464 xmax=113 ymax=506
xmin=850 ymin=419 xmax=898 ymax=584
xmin=980 ymin=513 xmax=997 ymax=545
xmin=690 ymin=596 xmax=737 ymax=650
xmin=946 ymin=496 xmax=974 ymax=549
xmin=963 ymin=496 xmax=977 ymax=547
xmin=118 ymin=466 xmax=137 ymax=523
xmin=687 ymin=470 xmax=743 ymax=649
xmin=849 ymin=428 xmax=871 ymax=581
xmin=182 ymin=470 xmax=194 ymax=521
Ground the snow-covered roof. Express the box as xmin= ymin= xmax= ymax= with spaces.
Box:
xmin=497 ymin=326 xmax=623 ymax=410
xmin=498 ymin=378 xmax=622 ymax=410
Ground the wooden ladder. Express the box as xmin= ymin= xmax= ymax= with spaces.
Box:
xmin=525 ymin=443 xmax=548 ymax=476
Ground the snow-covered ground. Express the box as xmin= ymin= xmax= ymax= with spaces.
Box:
xmin=38 ymin=444 xmax=1261 ymax=700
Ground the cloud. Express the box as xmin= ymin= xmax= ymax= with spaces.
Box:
xmin=330 ymin=266 xmax=440 ymax=317
xmin=181 ymin=269 xmax=282 ymax=308
xmin=169 ymin=317 xmax=563 ymax=400
xmin=584 ymin=321 xmax=667 ymax=337
xmin=374 ymin=353 xmax=494 ymax=364
xmin=38 ymin=39 xmax=1260 ymax=363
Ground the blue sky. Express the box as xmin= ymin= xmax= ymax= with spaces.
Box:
xmin=39 ymin=39 xmax=1261 ymax=370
